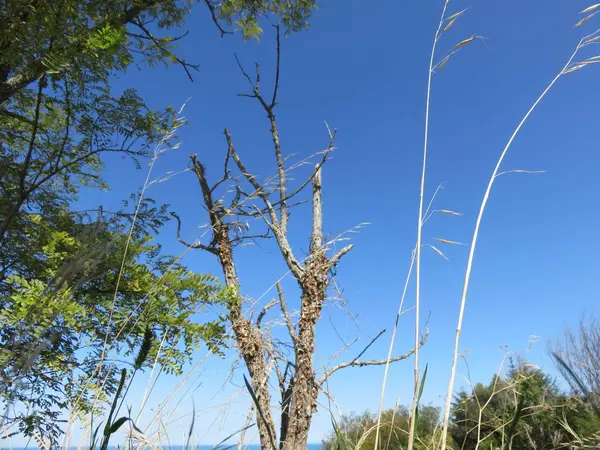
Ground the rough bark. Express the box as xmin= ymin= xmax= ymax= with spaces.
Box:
xmin=281 ymin=253 xmax=328 ymax=450
xmin=190 ymin=156 xmax=277 ymax=450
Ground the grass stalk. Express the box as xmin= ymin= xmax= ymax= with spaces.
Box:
xmin=438 ymin=34 xmax=586 ymax=450
xmin=408 ymin=1 xmax=450 ymax=449
xmin=373 ymin=252 xmax=415 ymax=450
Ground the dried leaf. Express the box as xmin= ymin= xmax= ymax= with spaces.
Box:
xmin=430 ymin=245 xmax=449 ymax=261
xmin=438 ymin=55 xmax=451 ymax=71
xmin=438 ymin=209 xmax=462 ymax=216
xmin=446 ymin=8 xmax=468 ymax=21
xmin=580 ymin=3 xmax=600 ymax=14
xmin=453 ymin=35 xmax=477 ymax=50
xmin=435 ymin=238 xmax=463 ymax=245
xmin=444 ymin=18 xmax=457 ymax=32
xmin=585 ymin=35 xmax=600 ymax=44
xmin=575 ymin=11 xmax=599 ymax=27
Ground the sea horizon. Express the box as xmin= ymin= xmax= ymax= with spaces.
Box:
xmin=3 ymin=445 xmax=323 ymax=450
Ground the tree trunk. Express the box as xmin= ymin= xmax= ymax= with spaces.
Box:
xmin=190 ymin=157 xmax=277 ymax=450
xmin=281 ymin=254 xmax=328 ymax=450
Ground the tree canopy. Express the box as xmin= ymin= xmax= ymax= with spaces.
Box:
xmin=0 ymin=0 xmax=316 ymax=444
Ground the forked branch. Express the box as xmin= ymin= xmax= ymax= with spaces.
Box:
xmin=317 ymin=332 xmax=429 ymax=386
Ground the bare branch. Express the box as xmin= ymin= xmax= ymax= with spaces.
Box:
xmin=211 ymin=144 xmax=233 ymax=193
xmin=256 ymin=299 xmax=279 ymax=328
xmin=234 ymin=30 xmax=288 ymax=234
xmin=231 ymin=232 xmax=271 ymax=246
xmin=225 ymin=128 xmax=303 ymax=279
xmin=317 ymin=332 xmax=429 ymax=386
xmin=170 ymin=211 xmax=217 ymax=254
xmin=131 ymin=19 xmax=199 ymax=82
xmin=310 ymin=166 xmax=323 ymax=253
xmin=234 ymin=54 xmax=257 ymax=91
xmin=203 ymin=0 xmax=233 ymax=37
xmin=272 ymin=130 xmax=337 ymax=210
xmin=348 ymin=329 xmax=386 ymax=365
xmin=329 ymin=244 xmax=354 ymax=269
xmin=271 ymin=25 xmax=281 ymax=109
xmin=277 ymin=282 xmax=297 ymax=343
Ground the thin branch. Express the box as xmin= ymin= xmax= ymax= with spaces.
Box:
xmin=269 ymin=130 xmax=337 ymax=212
xmin=20 ymin=76 xmax=45 ymax=197
xmin=347 ymin=329 xmax=386 ymax=366
xmin=234 ymin=54 xmax=256 ymax=91
xmin=256 ymin=299 xmax=279 ymax=328
xmin=231 ymin=232 xmax=271 ymax=245
xmin=211 ymin=144 xmax=232 ymax=193
xmin=203 ymin=0 xmax=233 ymax=37
xmin=0 ymin=109 xmax=35 ymax=125
xmin=277 ymin=282 xmax=297 ymax=343
xmin=271 ymin=25 xmax=281 ymax=108
xmin=329 ymin=244 xmax=354 ymax=269
xmin=225 ymin=128 xmax=303 ymax=279
xmin=234 ymin=33 xmax=288 ymax=233
xmin=317 ymin=332 xmax=428 ymax=386
xmin=132 ymin=19 xmax=199 ymax=82
xmin=170 ymin=211 xmax=217 ymax=254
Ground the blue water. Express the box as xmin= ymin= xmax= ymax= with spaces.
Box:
xmin=6 ymin=446 xmax=322 ymax=450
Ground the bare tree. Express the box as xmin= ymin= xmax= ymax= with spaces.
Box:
xmin=173 ymin=27 xmax=426 ymax=450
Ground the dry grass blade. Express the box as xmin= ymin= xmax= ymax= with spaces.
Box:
xmin=453 ymin=35 xmax=477 ymax=50
xmin=446 ymin=8 xmax=468 ymax=21
xmin=429 ymin=245 xmax=449 ymax=261
xmin=496 ymin=169 xmax=547 ymax=177
xmin=435 ymin=238 xmax=462 ymax=245
xmin=574 ymin=11 xmax=599 ymax=27
xmin=444 ymin=18 xmax=458 ymax=32
xmin=584 ymin=35 xmax=600 ymax=44
xmin=438 ymin=55 xmax=451 ymax=71
xmin=581 ymin=3 xmax=600 ymax=14
xmin=438 ymin=209 xmax=462 ymax=216
xmin=564 ymin=63 xmax=588 ymax=73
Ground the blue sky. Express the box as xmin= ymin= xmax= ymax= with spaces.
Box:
xmin=45 ymin=0 xmax=600 ymax=446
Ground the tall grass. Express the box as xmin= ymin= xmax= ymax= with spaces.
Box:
xmin=439 ymin=20 xmax=600 ymax=450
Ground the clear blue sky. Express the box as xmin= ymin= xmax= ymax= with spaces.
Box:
xmin=69 ymin=0 xmax=600 ymax=445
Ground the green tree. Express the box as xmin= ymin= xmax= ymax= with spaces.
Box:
xmin=450 ymin=361 xmax=600 ymax=450
xmin=0 ymin=0 xmax=317 ymax=104
xmin=0 ymin=0 xmax=316 ymax=443
xmin=0 ymin=198 xmax=228 ymax=443
xmin=323 ymin=406 xmax=441 ymax=450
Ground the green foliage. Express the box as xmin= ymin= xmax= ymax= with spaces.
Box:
xmin=322 ymin=406 xmax=441 ymax=450
xmin=0 ymin=202 xmax=228 ymax=443
xmin=214 ymin=0 xmax=316 ymax=38
xmin=0 ymin=0 xmax=315 ymax=444
xmin=325 ymin=362 xmax=600 ymax=450
xmin=450 ymin=361 xmax=600 ymax=450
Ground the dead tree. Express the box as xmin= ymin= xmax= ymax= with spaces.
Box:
xmin=174 ymin=26 xmax=426 ymax=450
